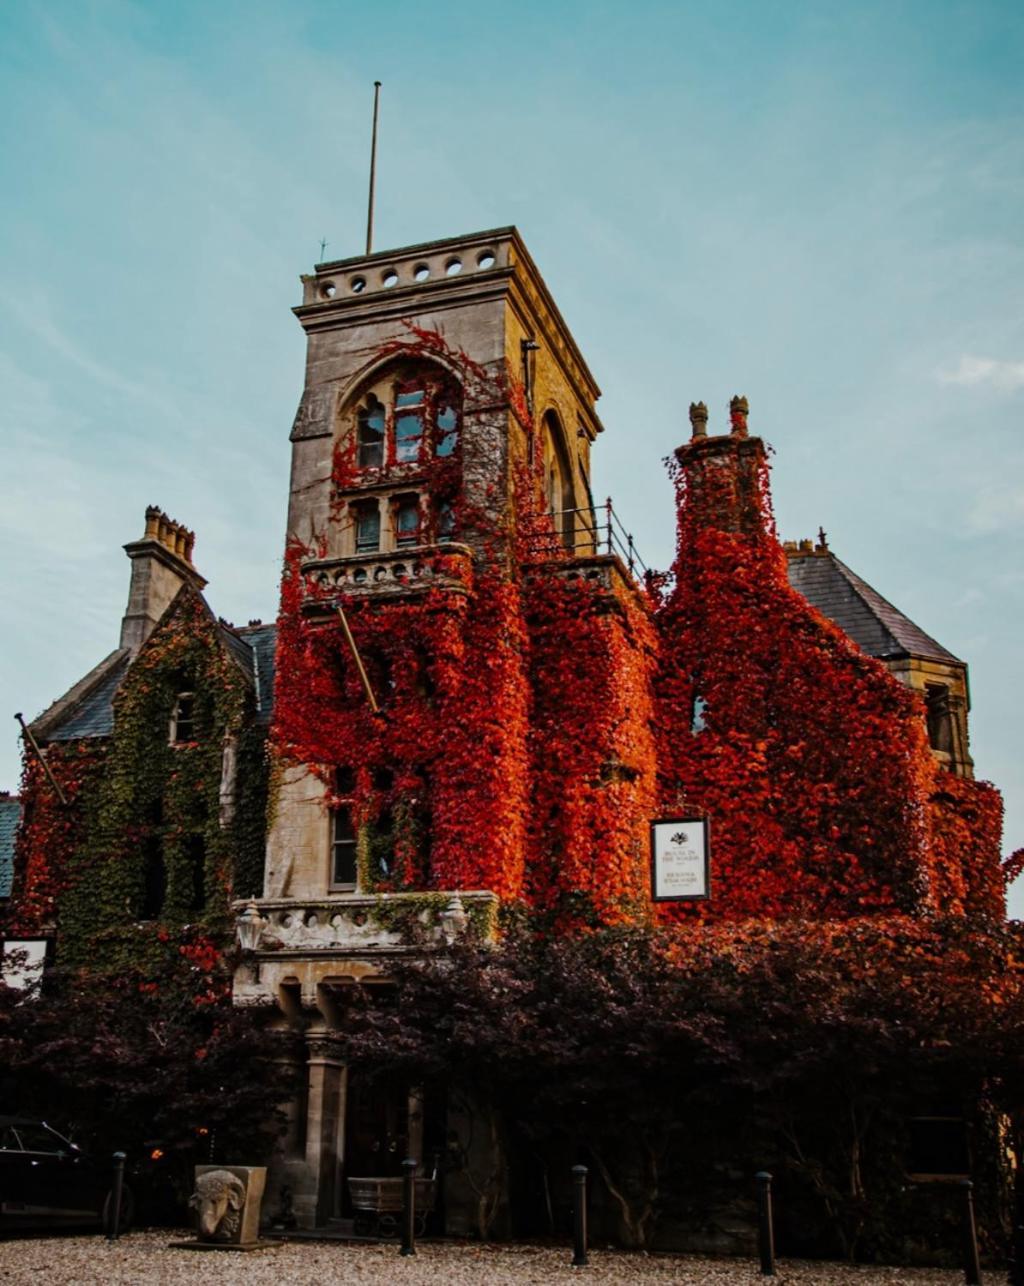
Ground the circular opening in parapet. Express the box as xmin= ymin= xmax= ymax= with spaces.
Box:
xmin=353 ymin=568 xmax=367 ymax=583
xmin=382 ymin=269 xmax=399 ymax=288
xmin=350 ymin=276 xmax=367 ymax=294
xmin=320 ymin=280 xmax=337 ymax=299
xmin=477 ymin=250 xmax=496 ymax=269
xmin=414 ymin=264 xmax=430 ymax=282
xmin=445 ymin=258 xmax=463 ymax=276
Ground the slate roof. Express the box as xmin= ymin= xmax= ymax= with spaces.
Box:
xmin=787 ymin=551 xmax=961 ymax=665
xmin=31 ymin=650 xmax=133 ymax=744
xmin=230 ymin=624 xmax=278 ymax=724
xmin=36 ymin=619 xmax=279 ymax=744
xmin=0 ymin=796 xmax=21 ymax=899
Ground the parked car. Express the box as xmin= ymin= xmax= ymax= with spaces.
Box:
xmin=0 ymin=1117 xmax=133 ymax=1232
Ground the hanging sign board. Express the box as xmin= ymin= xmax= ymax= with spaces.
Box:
xmin=650 ymin=817 xmax=710 ymax=902
xmin=1 ymin=938 xmax=49 ymax=995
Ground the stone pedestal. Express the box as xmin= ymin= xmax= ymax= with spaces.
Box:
xmin=190 ymin=1165 xmax=267 ymax=1246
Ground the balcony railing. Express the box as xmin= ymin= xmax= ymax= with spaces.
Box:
xmin=521 ymin=500 xmax=649 ymax=579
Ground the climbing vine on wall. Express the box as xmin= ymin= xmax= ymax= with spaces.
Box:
xmin=654 ymin=430 xmax=1004 ymax=923
xmin=272 ymin=323 xmax=658 ymax=920
xmin=10 ymin=740 xmax=107 ymax=936
xmin=48 ymin=590 xmax=269 ymax=970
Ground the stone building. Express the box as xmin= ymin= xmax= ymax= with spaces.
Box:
xmin=6 ymin=226 xmax=1003 ymax=1234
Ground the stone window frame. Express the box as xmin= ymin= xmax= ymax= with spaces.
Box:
xmin=169 ymin=691 xmax=197 ymax=746
xmin=329 ymin=804 xmax=358 ymax=893
xmin=347 ymin=362 xmax=462 ymax=475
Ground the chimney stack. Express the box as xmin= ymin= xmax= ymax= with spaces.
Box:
xmin=672 ymin=397 xmax=770 ymax=541
xmin=119 ymin=506 xmax=206 ymax=654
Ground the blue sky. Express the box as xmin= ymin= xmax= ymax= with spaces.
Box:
xmin=2 ymin=0 xmax=1022 ymax=908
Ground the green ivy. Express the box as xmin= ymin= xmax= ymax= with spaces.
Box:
xmin=60 ymin=590 xmax=269 ymax=970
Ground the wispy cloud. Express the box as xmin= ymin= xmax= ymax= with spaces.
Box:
xmin=937 ymin=354 xmax=1024 ymax=392
xmin=968 ymin=482 xmax=1024 ymax=534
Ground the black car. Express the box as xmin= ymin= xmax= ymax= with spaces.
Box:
xmin=0 ymin=1118 xmax=133 ymax=1231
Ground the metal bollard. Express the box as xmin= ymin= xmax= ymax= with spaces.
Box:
xmin=571 ymin=1164 xmax=588 ymax=1268
xmin=107 ymin=1152 xmax=126 ymax=1241
xmin=401 ymin=1157 xmax=417 ymax=1257
xmin=755 ymin=1171 xmax=775 ymax=1276
xmin=961 ymin=1179 xmax=981 ymax=1285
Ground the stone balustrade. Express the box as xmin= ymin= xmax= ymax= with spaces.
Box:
xmin=234 ymin=890 xmax=498 ymax=956
xmin=300 ymin=543 xmax=473 ymax=610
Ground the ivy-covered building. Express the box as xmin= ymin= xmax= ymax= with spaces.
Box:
xmin=6 ymin=227 xmax=1006 ymax=1238
xmin=8 ymin=509 xmax=273 ymax=969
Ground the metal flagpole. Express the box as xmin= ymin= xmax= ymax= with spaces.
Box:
xmin=366 ymin=81 xmax=382 ymax=255
xmin=14 ymin=712 xmax=68 ymax=806
xmin=335 ymin=605 xmax=380 ymax=715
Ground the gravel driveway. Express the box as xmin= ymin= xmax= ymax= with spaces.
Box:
xmin=0 ymin=1232 xmax=969 ymax=1284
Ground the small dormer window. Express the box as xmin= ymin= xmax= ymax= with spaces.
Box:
xmin=170 ymin=692 xmax=196 ymax=745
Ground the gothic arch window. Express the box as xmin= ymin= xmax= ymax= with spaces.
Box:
xmin=347 ymin=364 xmax=462 ymax=472
xmin=541 ymin=411 xmax=575 ymax=552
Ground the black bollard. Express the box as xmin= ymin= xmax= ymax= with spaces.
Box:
xmin=571 ymin=1164 xmax=588 ymax=1268
xmin=755 ymin=1171 xmax=775 ymax=1277
xmin=401 ymin=1157 xmax=417 ymax=1257
xmin=1010 ymin=1162 xmax=1024 ymax=1286
xmin=961 ymin=1179 xmax=981 ymax=1286
xmin=107 ymin=1152 xmax=126 ymax=1241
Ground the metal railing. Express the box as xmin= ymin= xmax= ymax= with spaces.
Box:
xmin=522 ymin=499 xmax=649 ymax=579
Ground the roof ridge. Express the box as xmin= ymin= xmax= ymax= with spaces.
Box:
xmin=830 ymin=555 xmax=962 ymax=664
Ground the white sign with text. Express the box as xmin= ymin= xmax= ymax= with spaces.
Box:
xmin=651 ymin=818 xmax=710 ymax=901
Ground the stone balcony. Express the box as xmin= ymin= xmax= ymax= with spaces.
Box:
xmin=231 ymin=890 xmax=499 ymax=1009
xmin=300 ymin=543 xmax=474 ymax=613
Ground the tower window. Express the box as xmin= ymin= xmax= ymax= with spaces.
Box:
xmin=925 ymin=684 xmax=953 ymax=754
xmin=394 ymin=496 xmax=421 ymax=546
xmin=394 ymin=386 xmax=425 ymax=463
xmin=354 ymin=501 xmax=381 ymax=553
xmin=436 ymin=500 xmax=456 ymax=543
xmin=436 ymin=403 xmax=459 ymax=457
xmin=170 ymin=692 xmax=196 ymax=745
xmin=330 ymin=807 xmax=357 ymax=890
xmin=357 ymin=397 xmax=385 ymax=469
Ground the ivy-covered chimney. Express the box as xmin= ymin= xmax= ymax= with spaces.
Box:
xmin=119 ymin=506 xmax=207 ymax=654
xmin=672 ymin=396 xmax=774 ymax=544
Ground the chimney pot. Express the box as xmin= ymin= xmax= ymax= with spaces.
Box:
xmin=729 ymin=395 xmax=749 ymax=437
xmin=688 ymin=401 xmax=708 ymax=439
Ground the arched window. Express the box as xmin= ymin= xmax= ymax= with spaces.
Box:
xmin=347 ymin=365 xmax=462 ymax=472
xmin=542 ymin=411 xmax=576 ymax=552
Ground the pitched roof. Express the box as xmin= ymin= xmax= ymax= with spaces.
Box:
xmin=35 ymin=601 xmax=279 ymax=744
xmin=0 ymin=796 xmax=21 ymax=899
xmin=33 ymin=650 xmax=133 ymax=743
xmin=786 ymin=551 xmax=961 ymax=665
xmin=227 ymin=623 xmax=277 ymax=725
